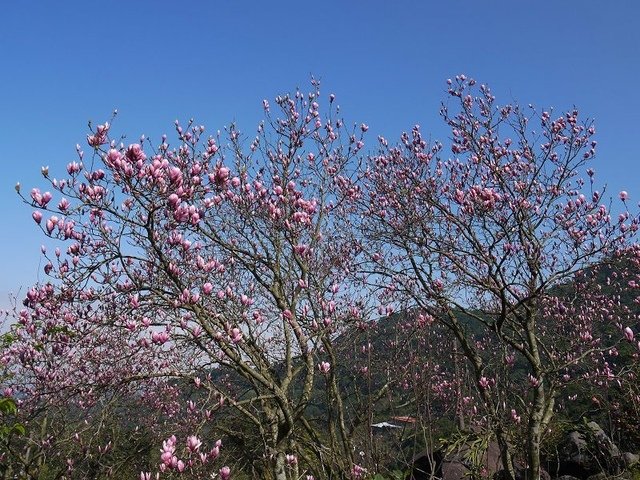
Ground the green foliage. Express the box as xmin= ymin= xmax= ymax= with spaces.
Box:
xmin=0 ymin=396 xmax=25 ymax=439
xmin=628 ymin=464 xmax=640 ymax=480
xmin=441 ymin=429 xmax=493 ymax=479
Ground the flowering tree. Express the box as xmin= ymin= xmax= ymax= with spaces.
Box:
xmin=353 ymin=76 xmax=640 ymax=479
xmin=3 ymin=76 xmax=640 ymax=480
xmin=2 ymin=82 xmax=388 ymax=479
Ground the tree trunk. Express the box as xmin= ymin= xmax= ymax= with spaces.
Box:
xmin=496 ymin=427 xmax=517 ymax=480
xmin=272 ymin=451 xmax=287 ymax=480
xmin=526 ymin=383 xmax=546 ymax=480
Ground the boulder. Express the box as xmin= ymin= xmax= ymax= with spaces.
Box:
xmin=622 ymin=452 xmax=639 ymax=467
xmin=553 ymin=421 xmax=622 ymax=478
xmin=408 ymin=439 xmax=549 ymax=480
xmin=584 ymin=473 xmax=607 ymax=480
xmin=408 ymin=450 xmax=443 ymax=480
xmin=585 ymin=422 xmax=619 ymax=458
xmin=493 ymin=467 xmax=550 ymax=480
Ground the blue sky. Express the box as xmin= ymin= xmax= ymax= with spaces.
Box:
xmin=1 ymin=1 xmax=639 ymax=310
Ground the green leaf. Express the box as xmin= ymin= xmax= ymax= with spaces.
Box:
xmin=0 ymin=398 xmax=17 ymax=415
xmin=11 ymin=423 xmax=26 ymax=436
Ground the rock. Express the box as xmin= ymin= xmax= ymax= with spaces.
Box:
xmin=585 ymin=473 xmax=607 ymax=480
xmin=585 ymin=422 xmax=619 ymax=458
xmin=556 ymin=429 xmax=598 ymax=478
xmin=444 ymin=438 xmax=504 ymax=479
xmin=622 ymin=451 xmax=639 ymax=467
xmin=555 ymin=421 xmax=622 ymax=477
xmin=408 ymin=440 xmax=500 ymax=480
xmin=441 ymin=460 xmax=468 ymax=480
xmin=408 ymin=439 xmax=549 ymax=480
xmin=493 ymin=467 xmax=550 ymax=480
xmin=407 ymin=450 xmax=443 ymax=480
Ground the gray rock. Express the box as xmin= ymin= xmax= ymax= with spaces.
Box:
xmin=409 ymin=439 xmax=510 ymax=480
xmin=493 ymin=467 xmax=550 ymax=480
xmin=585 ymin=473 xmax=607 ymax=480
xmin=441 ymin=460 xmax=468 ymax=480
xmin=586 ymin=422 xmax=620 ymax=458
xmin=556 ymin=421 xmax=622 ymax=477
xmin=622 ymin=452 xmax=639 ymax=467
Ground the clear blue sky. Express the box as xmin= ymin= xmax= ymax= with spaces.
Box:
xmin=1 ymin=1 xmax=639 ymax=310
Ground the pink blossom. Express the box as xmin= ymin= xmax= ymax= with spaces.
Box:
xmin=620 ymin=191 xmax=629 ymax=201
xmin=126 ymin=143 xmax=146 ymax=163
xmin=230 ymin=328 xmax=243 ymax=344
xmin=40 ymin=191 xmax=52 ymax=206
xmin=151 ymin=331 xmax=169 ymax=345
xmin=624 ymin=326 xmax=634 ymax=341
xmin=213 ymin=166 xmax=230 ymax=187
xmin=67 ymin=161 xmax=81 ymax=174
xmin=186 ymin=435 xmax=202 ymax=452
xmin=160 ymin=436 xmax=177 ymax=466
xmin=219 ymin=466 xmax=231 ymax=480
xmin=511 ymin=409 xmax=521 ymax=423
xmin=528 ymin=374 xmax=540 ymax=387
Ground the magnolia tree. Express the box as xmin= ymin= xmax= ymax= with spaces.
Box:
xmin=1 ymin=82 xmax=397 ymax=479
xmin=3 ymin=77 xmax=640 ymax=480
xmin=350 ymin=76 xmax=640 ymax=479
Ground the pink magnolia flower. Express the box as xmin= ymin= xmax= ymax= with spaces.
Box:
xmin=213 ymin=166 xmax=230 ymax=187
xmin=624 ymin=326 xmax=634 ymax=341
xmin=40 ymin=191 xmax=52 ymax=206
xmin=186 ymin=435 xmax=202 ymax=452
xmin=160 ymin=436 xmax=177 ymax=466
xmin=230 ymin=328 xmax=243 ymax=344
xmin=151 ymin=331 xmax=170 ymax=345
xmin=219 ymin=466 xmax=231 ymax=480
xmin=620 ymin=191 xmax=629 ymax=201
xmin=67 ymin=161 xmax=81 ymax=174
xmin=318 ymin=361 xmax=331 ymax=374
xmin=511 ymin=409 xmax=521 ymax=423
xmin=528 ymin=374 xmax=541 ymax=387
